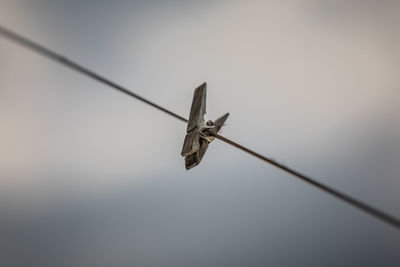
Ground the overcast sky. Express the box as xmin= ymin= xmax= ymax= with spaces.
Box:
xmin=1 ymin=1 xmax=400 ymax=266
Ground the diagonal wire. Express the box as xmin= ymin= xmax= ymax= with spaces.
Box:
xmin=0 ymin=26 xmax=187 ymax=123
xmin=1 ymin=25 xmax=400 ymax=231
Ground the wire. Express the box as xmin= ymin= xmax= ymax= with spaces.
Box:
xmin=0 ymin=26 xmax=187 ymax=123
xmin=214 ymin=134 xmax=400 ymax=229
xmin=1 ymin=25 xmax=400 ymax=231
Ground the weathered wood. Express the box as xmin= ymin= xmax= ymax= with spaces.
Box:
xmin=187 ymin=83 xmax=207 ymax=133
xmin=209 ymin=113 xmax=229 ymax=135
xmin=184 ymin=137 xmax=209 ymax=170
xmin=181 ymin=130 xmax=200 ymax=157
xmin=181 ymin=83 xmax=229 ymax=170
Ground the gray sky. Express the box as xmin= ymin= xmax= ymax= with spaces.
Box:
xmin=1 ymin=1 xmax=400 ymax=266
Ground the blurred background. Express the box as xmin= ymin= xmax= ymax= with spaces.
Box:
xmin=1 ymin=0 xmax=400 ymax=266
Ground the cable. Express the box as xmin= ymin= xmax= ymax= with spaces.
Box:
xmin=1 ymin=25 xmax=399 ymax=231
xmin=213 ymin=134 xmax=400 ymax=229
xmin=0 ymin=26 xmax=187 ymax=123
